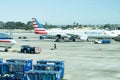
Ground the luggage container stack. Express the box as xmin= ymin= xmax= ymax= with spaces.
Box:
xmin=0 ymin=59 xmax=12 ymax=79
xmin=0 ymin=59 xmax=65 ymax=80
xmin=0 ymin=63 xmax=19 ymax=80
xmin=26 ymin=60 xmax=64 ymax=80
xmin=0 ymin=59 xmax=33 ymax=80
xmin=6 ymin=59 xmax=32 ymax=80
xmin=26 ymin=70 xmax=61 ymax=80
xmin=37 ymin=60 xmax=64 ymax=78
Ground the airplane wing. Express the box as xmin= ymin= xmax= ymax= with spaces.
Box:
xmin=66 ymin=33 xmax=88 ymax=41
xmin=66 ymin=33 xmax=78 ymax=38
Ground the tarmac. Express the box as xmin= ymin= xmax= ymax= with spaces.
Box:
xmin=0 ymin=32 xmax=120 ymax=80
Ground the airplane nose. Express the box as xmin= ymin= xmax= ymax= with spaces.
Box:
xmin=11 ymin=40 xmax=17 ymax=45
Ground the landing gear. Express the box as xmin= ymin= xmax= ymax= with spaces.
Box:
xmin=55 ymin=35 xmax=76 ymax=42
xmin=69 ymin=37 xmax=76 ymax=42
xmin=5 ymin=48 xmax=8 ymax=52
xmin=39 ymin=36 xmax=44 ymax=40
xmin=72 ymin=38 xmax=76 ymax=42
xmin=62 ymin=37 xmax=64 ymax=40
xmin=55 ymin=35 xmax=61 ymax=42
xmin=87 ymin=39 xmax=89 ymax=42
xmin=55 ymin=38 xmax=60 ymax=42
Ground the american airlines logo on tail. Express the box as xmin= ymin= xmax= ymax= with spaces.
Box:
xmin=32 ymin=18 xmax=39 ymax=28
xmin=32 ymin=18 xmax=48 ymax=34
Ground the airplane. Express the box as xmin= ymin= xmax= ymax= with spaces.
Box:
xmin=32 ymin=18 xmax=118 ymax=42
xmin=112 ymin=30 xmax=120 ymax=41
xmin=112 ymin=30 xmax=120 ymax=36
xmin=0 ymin=32 xmax=16 ymax=51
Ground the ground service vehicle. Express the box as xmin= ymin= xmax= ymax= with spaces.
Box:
xmin=20 ymin=45 xmax=41 ymax=54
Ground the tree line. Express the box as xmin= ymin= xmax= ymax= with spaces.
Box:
xmin=0 ymin=21 xmax=58 ymax=30
xmin=0 ymin=21 xmax=119 ymax=30
xmin=0 ymin=21 xmax=33 ymax=30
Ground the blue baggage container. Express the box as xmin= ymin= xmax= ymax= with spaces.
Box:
xmin=0 ymin=58 xmax=2 ymax=64
xmin=12 ymin=63 xmax=26 ymax=72
xmin=14 ymin=72 xmax=26 ymax=80
xmin=37 ymin=60 xmax=64 ymax=78
xmin=0 ymin=58 xmax=3 ymax=74
xmin=0 ymin=63 xmax=10 ymax=76
xmin=0 ymin=62 xmax=30 ymax=75
xmin=0 ymin=76 xmax=14 ymax=80
xmin=102 ymin=39 xmax=111 ymax=44
xmin=0 ymin=62 xmax=29 ymax=80
xmin=6 ymin=59 xmax=33 ymax=70
xmin=37 ymin=60 xmax=64 ymax=66
xmin=33 ymin=64 xmax=64 ymax=78
xmin=26 ymin=70 xmax=62 ymax=80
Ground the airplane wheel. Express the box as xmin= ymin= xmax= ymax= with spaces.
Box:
xmin=62 ymin=38 xmax=64 ymax=40
xmin=5 ymin=48 xmax=8 ymax=52
xmin=73 ymin=39 xmax=76 ymax=42
xmin=55 ymin=39 xmax=60 ymax=42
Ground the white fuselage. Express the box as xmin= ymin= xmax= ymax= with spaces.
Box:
xmin=39 ymin=29 xmax=118 ymax=40
xmin=0 ymin=33 xmax=16 ymax=48
xmin=32 ymin=18 xmax=118 ymax=40
xmin=0 ymin=39 xmax=16 ymax=48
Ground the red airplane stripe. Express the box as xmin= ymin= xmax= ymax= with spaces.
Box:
xmin=35 ymin=30 xmax=45 ymax=31
xmin=35 ymin=31 xmax=48 ymax=34
xmin=32 ymin=21 xmax=35 ymax=22
xmin=34 ymin=26 xmax=38 ymax=28
xmin=34 ymin=25 xmax=38 ymax=28
xmin=0 ymin=40 xmax=10 ymax=42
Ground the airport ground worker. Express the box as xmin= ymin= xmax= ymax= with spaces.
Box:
xmin=50 ymin=43 xmax=57 ymax=50
xmin=54 ymin=43 xmax=57 ymax=49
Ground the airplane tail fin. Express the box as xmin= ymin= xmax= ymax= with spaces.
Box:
xmin=45 ymin=22 xmax=48 ymax=30
xmin=32 ymin=18 xmax=47 ymax=34
xmin=32 ymin=18 xmax=44 ymax=28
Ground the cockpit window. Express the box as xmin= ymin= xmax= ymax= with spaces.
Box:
xmin=0 ymin=33 xmax=13 ymax=39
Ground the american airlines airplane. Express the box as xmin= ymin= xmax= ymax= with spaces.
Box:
xmin=32 ymin=18 xmax=118 ymax=42
xmin=0 ymin=32 xmax=16 ymax=51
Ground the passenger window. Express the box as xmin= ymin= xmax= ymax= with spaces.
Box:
xmin=111 ymin=32 xmax=114 ymax=34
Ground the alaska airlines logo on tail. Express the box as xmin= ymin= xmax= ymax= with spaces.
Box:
xmin=32 ymin=18 xmax=48 ymax=34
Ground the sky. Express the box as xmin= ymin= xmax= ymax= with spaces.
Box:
xmin=0 ymin=0 xmax=120 ymax=25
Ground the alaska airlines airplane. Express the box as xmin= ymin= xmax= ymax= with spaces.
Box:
xmin=0 ymin=32 xmax=16 ymax=51
xmin=32 ymin=18 xmax=118 ymax=42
